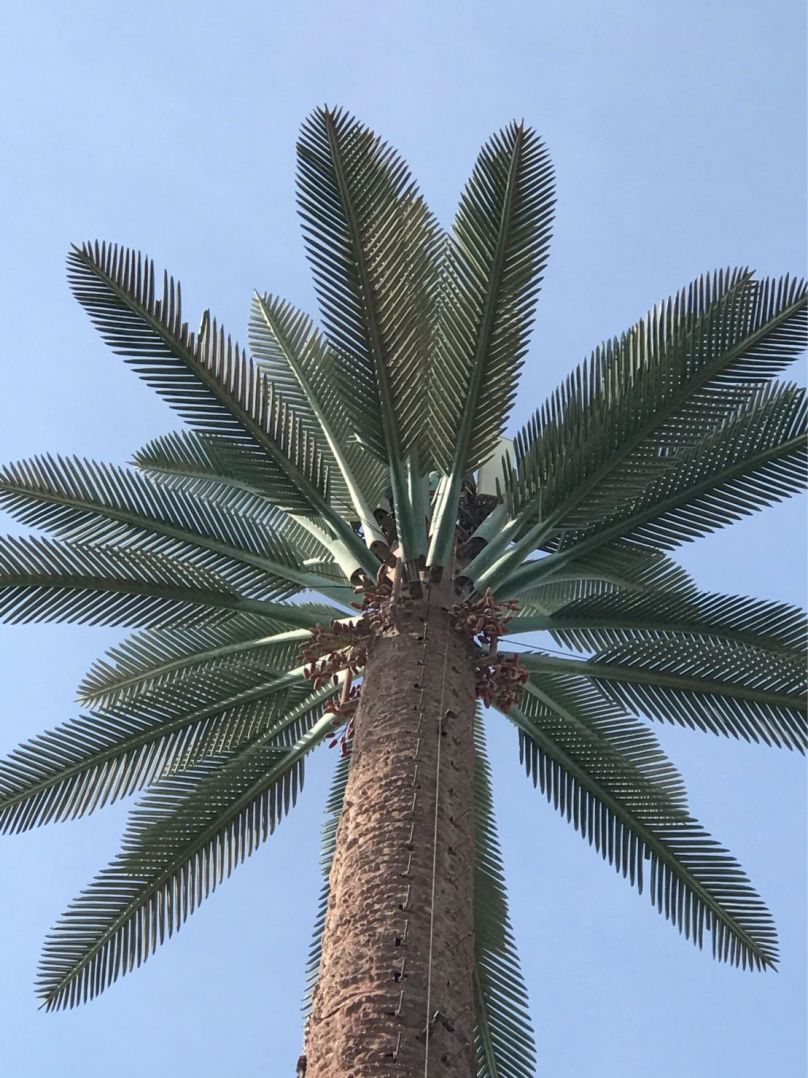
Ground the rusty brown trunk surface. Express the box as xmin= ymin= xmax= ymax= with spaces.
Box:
xmin=303 ymin=581 xmax=478 ymax=1076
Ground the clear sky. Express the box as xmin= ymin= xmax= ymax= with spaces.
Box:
xmin=0 ymin=2 xmax=805 ymax=1076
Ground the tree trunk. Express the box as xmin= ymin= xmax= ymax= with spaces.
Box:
xmin=303 ymin=580 xmax=478 ymax=1076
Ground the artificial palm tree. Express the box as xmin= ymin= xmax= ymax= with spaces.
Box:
xmin=0 ymin=106 xmax=805 ymax=1077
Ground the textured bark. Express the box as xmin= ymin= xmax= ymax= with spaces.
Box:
xmin=303 ymin=580 xmax=478 ymax=1076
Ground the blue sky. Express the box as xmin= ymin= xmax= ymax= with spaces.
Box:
xmin=0 ymin=2 xmax=805 ymax=1075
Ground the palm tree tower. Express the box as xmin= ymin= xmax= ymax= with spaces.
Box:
xmin=0 ymin=108 xmax=805 ymax=1076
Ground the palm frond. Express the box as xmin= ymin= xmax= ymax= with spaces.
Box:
xmin=500 ymin=384 xmax=807 ymax=596
xmin=427 ymin=122 xmax=554 ymax=570
xmin=520 ymin=644 xmax=807 ymax=750
xmin=68 ymin=244 xmax=324 ymax=510
xmin=133 ymin=429 xmax=312 ymax=514
xmin=507 ymin=673 xmax=778 ymax=969
xmin=249 ymin=293 xmax=387 ymax=525
xmin=37 ymin=694 xmax=336 ymax=1009
xmin=503 ymin=270 xmax=807 ymax=535
xmin=133 ymin=430 xmax=363 ymax=588
xmin=0 ymin=454 xmax=331 ymax=598
xmin=473 ymin=712 xmax=536 ymax=1077
xmin=0 ymin=535 xmax=317 ymax=627
xmin=67 ymin=242 xmax=375 ymax=576
xmin=577 ymin=383 xmax=806 ymax=550
xmin=79 ymin=614 xmax=314 ymax=708
xmin=133 ymin=429 xmax=340 ymax=558
xmin=0 ymin=667 xmax=328 ymax=834
xmin=297 ymin=106 xmax=442 ymax=565
xmin=249 ymin=295 xmax=345 ymax=451
xmin=297 ymin=107 xmax=440 ymax=465
xmin=430 ymin=123 xmax=554 ymax=476
xmin=507 ymin=546 xmax=695 ymax=615
xmin=302 ymin=749 xmax=352 ymax=1017
xmin=509 ymin=588 xmax=806 ymax=657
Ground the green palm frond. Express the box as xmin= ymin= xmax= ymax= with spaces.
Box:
xmin=297 ymin=107 xmax=441 ymax=464
xmin=133 ymin=429 xmax=312 ymax=512
xmin=0 ymin=455 xmax=335 ymax=598
xmin=503 ymin=271 xmax=807 ymax=535
xmin=250 ymin=293 xmax=387 ymax=530
xmin=0 ymin=535 xmax=319 ymax=627
xmin=509 ymin=588 xmax=806 ymax=657
xmin=0 ymin=664 xmax=326 ymax=834
xmin=520 ymin=644 xmax=807 ymax=750
xmin=249 ymin=294 xmax=353 ymax=514
xmin=468 ymin=522 xmax=696 ymax=603
xmin=37 ymin=692 xmax=336 ymax=1010
xmin=1 ymin=454 xmax=300 ymax=566
xmin=429 ymin=124 xmax=554 ymax=474
xmin=508 ymin=674 xmax=778 ymax=969
xmin=68 ymin=244 xmax=326 ymax=511
xmin=78 ymin=614 xmax=314 ymax=708
xmin=133 ymin=429 xmax=338 ymax=559
xmin=465 ymin=272 xmax=806 ymax=591
xmin=132 ymin=430 xmax=363 ymax=587
xmin=513 ymin=546 xmax=695 ymax=616
xmin=427 ymin=122 xmax=554 ymax=571
xmin=249 ymin=296 xmax=346 ymax=453
xmin=89 ymin=645 xmax=313 ymax=730
xmin=303 ymin=749 xmax=352 ymax=1017
xmin=500 ymin=383 xmax=806 ymax=596
xmin=473 ymin=713 xmax=536 ymax=1078
xmin=296 ymin=106 xmax=442 ymax=566
xmin=67 ymin=242 xmax=375 ymax=576
xmin=577 ymin=383 xmax=806 ymax=549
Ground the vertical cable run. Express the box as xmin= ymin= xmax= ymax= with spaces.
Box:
xmin=423 ymin=574 xmax=454 ymax=1076
xmin=392 ymin=576 xmax=433 ymax=1062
